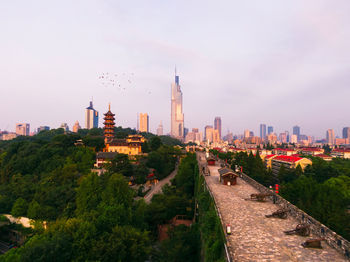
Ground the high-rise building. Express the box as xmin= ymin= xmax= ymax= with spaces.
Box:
xmin=205 ymin=125 xmax=214 ymax=143
xmin=326 ymin=129 xmax=335 ymax=145
xmin=244 ymin=130 xmax=250 ymax=138
xmin=342 ymin=127 xmax=350 ymax=139
xmin=285 ymin=131 xmax=290 ymax=143
xmin=279 ymin=132 xmax=287 ymax=143
xmin=157 ymin=121 xmax=163 ymax=136
xmin=73 ymin=121 xmax=81 ymax=133
xmin=260 ymin=124 xmax=266 ymax=140
xmin=16 ymin=123 xmax=30 ymax=136
xmin=185 ymin=128 xmax=203 ymax=144
xmin=214 ymin=117 xmax=222 ymax=139
xmin=138 ymin=113 xmax=149 ymax=133
xmin=37 ymin=126 xmax=50 ymax=133
xmin=170 ymin=70 xmax=184 ymax=140
xmin=60 ymin=123 xmax=69 ymax=132
xmin=184 ymin=128 xmax=189 ymax=138
xmin=293 ymin=125 xmax=300 ymax=140
xmin=213 ymin=129 xmax=220 ymax=143
xmin=290 ymin=134 xmax=298 ymax=144
xmin=267 ymin=126 xmax=273 ymax=135
xmin=85 ymin=101 xmax=99 ymax=129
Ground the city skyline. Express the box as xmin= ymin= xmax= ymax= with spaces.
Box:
xmin=1 ymin=1 xmax=350 ymax=138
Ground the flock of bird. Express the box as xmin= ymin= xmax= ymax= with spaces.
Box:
xmin=98 ymin=72 xmax=152 ymax=95
xmin=98 ymin=72 xmax=134 ymax=91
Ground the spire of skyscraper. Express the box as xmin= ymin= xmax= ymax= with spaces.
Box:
xmin=175 ymin=66 xmax=179 ymax=85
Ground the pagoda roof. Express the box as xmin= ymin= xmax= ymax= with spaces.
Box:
xmin=104 ymin=111 xmax=115 ymax=116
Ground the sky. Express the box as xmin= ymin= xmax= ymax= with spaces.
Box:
xmin=1 ymin=0 xmax=350 ymax=139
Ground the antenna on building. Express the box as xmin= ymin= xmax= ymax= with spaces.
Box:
xmin=175 ymin=65 xmax=177 ymax=76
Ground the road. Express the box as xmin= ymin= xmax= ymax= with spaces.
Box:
xmin=144 ymin=165 xmax=178 ymax=203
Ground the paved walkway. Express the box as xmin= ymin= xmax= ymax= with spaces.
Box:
xmin=204 ymin=162 xmax=346 ymax=261
xmin=144 ymin=165 xmax=178 ymax=203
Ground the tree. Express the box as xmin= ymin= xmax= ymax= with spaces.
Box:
xmin=11 ymin=198 xmax=28 ymax=217
xmin=82 ymin=136 xmax=105 ymax=151
xmin=92 ymin=226 xmax=150 ymax=262
xmin=109 ymin=154 xmax=133 ymax=177
xmin=149 ymin=136 xmax=162 ymax=151
xmin=154 ymin=225 xmax=200 ymax=262
xmin=19 ymin=232 xmax=73 ymax=262
xmin=27 ymin=200 xmax=41 ymax=219
xmin=76 ymin=173 xmax=102 ymax=217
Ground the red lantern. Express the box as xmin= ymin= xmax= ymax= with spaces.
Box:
xmin=275 ymin=184 xmax=279 ymax=194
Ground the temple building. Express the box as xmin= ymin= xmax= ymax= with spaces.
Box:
xmin=102 ymin=105 xmax=145 ymax=156
xmin=104 ymin=135 xmax=145 ymax=156
xmin=103 ymin=104 xmax=115 ymax=143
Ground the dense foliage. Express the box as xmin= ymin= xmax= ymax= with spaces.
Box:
xmin=195 ymin=174 xmax=225 ymax=262
xmin=0 ymin=130 xmax=201 ymax=262
xmin=0 ymin=128 xmax=179 ymax=221
xmin=0 ymin=129 xmax=96 ymax=220
xmin=0 ymin=128 xmax=219 ymax=261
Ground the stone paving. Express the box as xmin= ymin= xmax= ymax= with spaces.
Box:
xmin=206 ymin=164 xmax=347 ymax=262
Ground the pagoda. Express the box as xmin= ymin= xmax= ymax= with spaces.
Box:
xmin=103 ymin=104 xmax=115 ymax=143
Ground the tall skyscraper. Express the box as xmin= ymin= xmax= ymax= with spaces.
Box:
xmin=85 ymin=101 xmax=99 ymax=129
xmin=342 ymin=127 xmax=350 ymax=139
xmin=260 ymin=124 xmax=266 ymax=140
xmin=293 ymin=125 xmax=300 ymax=140
xmin=326 ymin=129 xmax=335 ymax=145
xmin=170 ymin=69 xmax=184 ymax=140
xmin=214 ymin=117 xmax=222 ymax=139
xmin=138 ymin=113 xmax=149 ymax=133
xmin=157 ymin=121 xmax=163 ymax=136
xmin=16 ymin=123 xmax=30 ymax=136
xmin=244 ymin=130 xmax=250 ymax=138
xmin=267 ymin=126 xmax=273 ymax=135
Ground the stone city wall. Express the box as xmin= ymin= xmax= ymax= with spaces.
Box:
xmin=239 ymin=171 xmax=350 ymax=259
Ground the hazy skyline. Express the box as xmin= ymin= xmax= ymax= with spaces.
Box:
xmin=1 ymin=1 xmax=350 ymax=138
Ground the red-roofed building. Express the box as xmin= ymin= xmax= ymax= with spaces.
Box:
xmin=273 ymin=148 xmax=297 ymax=156
xmin=331 ymin=148 xmax=350 ymax=159
xmin=299 ymin=147 xmax=324 ymax=156
xmin=264 ymin=154 xmax=277 ymax=168
xmin=271 ymin=155 xmax=312 ymax=175
xmin=291 ymin=154 xmax=301 ymax=157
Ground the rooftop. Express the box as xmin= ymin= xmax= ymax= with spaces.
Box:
xmin=274 ymin=148 xmax=296 ymax=152
xmin=274 ymin=155 xmax=303 ymax=163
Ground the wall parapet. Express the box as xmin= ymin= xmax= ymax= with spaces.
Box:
xmin=239 ymin=171 xmax=350 ymax=259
